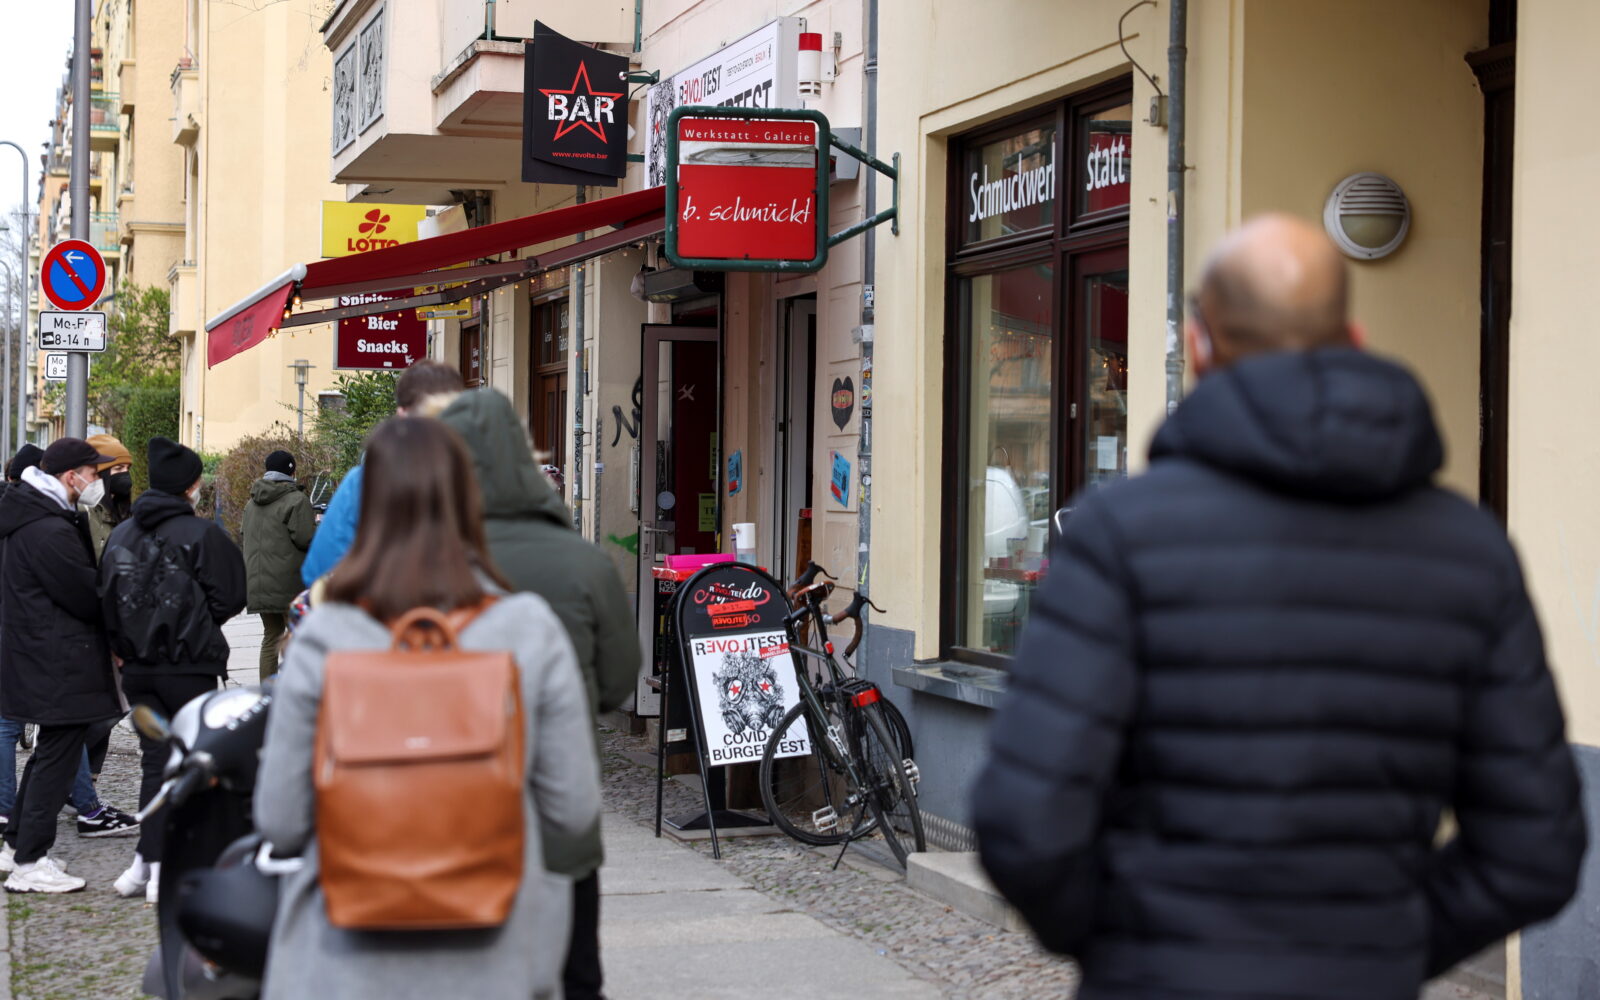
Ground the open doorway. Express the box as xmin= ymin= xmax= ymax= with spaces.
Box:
xmin=774 ymin=296 xmax=817 ymax=585
xmin=1471 ymin=0 xmax=1515 ymax=520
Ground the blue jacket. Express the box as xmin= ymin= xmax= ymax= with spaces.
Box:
xmin=300 ymin=464 xmax=361 ymax=586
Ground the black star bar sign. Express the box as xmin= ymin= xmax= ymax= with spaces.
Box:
xmin=540 ymin=62 xmax=624 ymax=143
xmin=524 ymin=21 xmax=631 ymax=185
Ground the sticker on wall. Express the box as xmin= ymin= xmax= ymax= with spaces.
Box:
xmin=831 ymin=376 xmax=855 ymax=430
xmin=727 ymin=450 xmax=743 ymax=496
xmin=830 ymin=450 xmax=851 ymax=507
xmin=699 ymin=493 xmax=718 ymax=532
xmin=860 ymin=360 xmax=872 ymax=415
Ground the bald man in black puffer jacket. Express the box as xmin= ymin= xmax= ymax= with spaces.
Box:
xmin=973 ymin=215 xmax=1585 ymax=1000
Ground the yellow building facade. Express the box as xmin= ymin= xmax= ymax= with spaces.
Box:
xmin=865 ymin=0 xmax=1592 ymax=995
xmin=179 ymin=0 xmax=347 ymax=451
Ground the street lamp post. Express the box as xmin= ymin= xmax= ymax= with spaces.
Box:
xmin=0 ymin=139 xmax=31 ymax=453
xmin=289 ymin=359 xmax=313 ymax=438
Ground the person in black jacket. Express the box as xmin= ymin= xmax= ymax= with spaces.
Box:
xmin=100 ymin=436 xmax=247 ymax=901
xmin=0 ymin=444 xmax=136 ymax=841
xmin=0 ymin=437 xmax=124 ymax=893
xmin=972 ymin=215 xmax=1585 ymax=1000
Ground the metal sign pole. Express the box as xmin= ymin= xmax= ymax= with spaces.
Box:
xmin=65 ymin=0 xmax=91 ymax=439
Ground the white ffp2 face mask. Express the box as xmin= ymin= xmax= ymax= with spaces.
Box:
xmin=77 ymin=475 xmax=105 ymax=509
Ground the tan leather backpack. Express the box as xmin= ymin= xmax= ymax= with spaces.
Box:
xmin=313 ymin=602 xmax=526 ymax=930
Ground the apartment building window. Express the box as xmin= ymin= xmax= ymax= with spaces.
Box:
xmin=942 ymin=80 xmax=1132 ymax=665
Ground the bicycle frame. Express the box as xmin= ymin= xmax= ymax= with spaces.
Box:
xmin=781 ymin=585 xmax=877 ymax=827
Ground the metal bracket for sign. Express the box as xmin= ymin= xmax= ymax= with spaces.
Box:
xmin=665 ymin=105 xmax=900 ymax=274
xmin=826 ymin=141 xmax=899 ymax=246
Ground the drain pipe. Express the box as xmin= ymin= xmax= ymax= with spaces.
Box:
xmin=573 ymin=186 xmax=588 ymax=532
xmin=1163 ymin=0 xmax=1188 ymax=414
xmin=855 ymin=0 xmax=880 ymax=630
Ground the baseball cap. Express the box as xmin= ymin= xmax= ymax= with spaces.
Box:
xmin=40 ymin=438 xmax=117 ymax=476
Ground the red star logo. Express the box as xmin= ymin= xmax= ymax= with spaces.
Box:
xmin=539 ymin=62 xmax=624 ymax=143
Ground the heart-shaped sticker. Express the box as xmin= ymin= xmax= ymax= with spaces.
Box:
xmin=831 ymin=376 xmax=855 ymax=430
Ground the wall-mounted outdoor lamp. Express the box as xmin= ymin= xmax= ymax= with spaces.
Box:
xmin=1323 ymin=172 xmax=1411 ymax=260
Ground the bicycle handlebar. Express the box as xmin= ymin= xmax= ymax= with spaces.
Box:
xmin=786 ymin=561 xmax=837 ymax=603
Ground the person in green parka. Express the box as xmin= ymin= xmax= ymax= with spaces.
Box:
xmin=436 ymin=387 xmax=640 ymax=1000
xmin=241 ymin=451 xmax=315 ymax=681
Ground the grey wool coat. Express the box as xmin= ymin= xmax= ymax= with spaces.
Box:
xmin=253 ymin=594 xmax=602 ymax=1000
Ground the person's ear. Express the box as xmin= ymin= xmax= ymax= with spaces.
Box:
xmin=1347 ymin=320 xmax=1368 ymax=350
xmin=1186 ymin=319 xmax=1214 ymax=378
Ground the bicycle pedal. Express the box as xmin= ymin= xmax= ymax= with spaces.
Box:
xmin=902 ymin=758 xmax=921 ymax=788
xmin=812 ymin=806 xmax=840 ymax=833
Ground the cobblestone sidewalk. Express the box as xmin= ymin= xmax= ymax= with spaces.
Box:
xmin=598 ymin=726 xmax=1081 ymax=999
xmin=7 ymin=724 xmax=155 ymax=1000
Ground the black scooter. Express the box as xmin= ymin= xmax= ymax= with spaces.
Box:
xmin=132 ymin=684 xmax=294 ymax=1000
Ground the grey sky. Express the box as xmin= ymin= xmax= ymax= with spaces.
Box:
xmin=0 ymin=2 xmax=76 ymax=225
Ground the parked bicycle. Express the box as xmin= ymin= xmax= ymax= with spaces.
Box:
xmin=758 ymin=562 xmax=925 ymax=867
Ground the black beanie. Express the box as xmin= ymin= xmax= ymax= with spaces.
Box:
xmin=148 ymin=437 xmax=203 ymax=495
xmin=264 ymin=450 xmax=296 ymax=476
xmin=6 ymin=444 xmax=43 ymax=482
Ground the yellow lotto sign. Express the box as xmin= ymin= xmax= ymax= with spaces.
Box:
xmin=321 ymin=202 xmax=429 ymax=258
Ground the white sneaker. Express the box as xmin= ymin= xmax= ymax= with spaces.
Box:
xmin=114 ymin=856 xmax=150 ymax=898
xmin=145 ymin=861 xmax=160 ymax=904
xmin=0 ymin=844 xmax=14 ymax=874
xmin=6 ymin=858 xmax=86 ymax=894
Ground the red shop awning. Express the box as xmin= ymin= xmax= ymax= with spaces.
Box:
xmin=205 ymin=186 xmax=666 ymax=368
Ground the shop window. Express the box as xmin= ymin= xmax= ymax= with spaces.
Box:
xmin=960 ymin=118 xmax=1056 ymax=249
xmin=943 ymin=80 xmax=1132 ymax=666
xmin=957 ymin=263 xmax=1054 ymax=656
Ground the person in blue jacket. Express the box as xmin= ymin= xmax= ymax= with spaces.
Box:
xmin=299 ymin=362 xmax=465 ymax=586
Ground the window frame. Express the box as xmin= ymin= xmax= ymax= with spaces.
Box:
xmin=940 ymin=78 xmax=1133 ymax=668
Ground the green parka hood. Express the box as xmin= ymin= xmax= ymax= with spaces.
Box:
xmin=437 ymin=386 xmax=642 ymax=881
xmin=438 ymin=389 xmax=570 ymax=527
xmin=249 ymin=476 xmax=301 ymax=506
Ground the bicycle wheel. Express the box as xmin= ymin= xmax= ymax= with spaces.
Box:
xmin=760 ymin=699 xmax=877 ymax=846
xmin=853 ymin=703 xmax=926 ymax=867
xmin=877 ymin=696 xmax=914 ymax=763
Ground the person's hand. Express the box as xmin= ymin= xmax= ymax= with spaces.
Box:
xmin=111 ymin=653 xmax=123 ymax=669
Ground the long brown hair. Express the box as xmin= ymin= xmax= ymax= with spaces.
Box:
xmin=324 ymin=417 xmax=509 ymax=622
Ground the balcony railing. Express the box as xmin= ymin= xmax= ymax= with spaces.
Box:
xmin=90 ymin=212 xmax=119 ymax=252
xmin=90 ymin=94 xmax=120 ymax=131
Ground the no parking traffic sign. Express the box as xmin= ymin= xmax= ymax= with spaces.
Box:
xmin=40 ymin=240 xmax=107 ymax=312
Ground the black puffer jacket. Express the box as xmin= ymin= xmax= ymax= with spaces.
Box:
xmin=99 ymin=489 xmax=248 ymax=676
xmin=0 ymin=480 xmax=121 ymax=724
xmin=973 ymin=349 xmax=1585 ymax=1000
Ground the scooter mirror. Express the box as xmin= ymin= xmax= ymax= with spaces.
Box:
xmin=131 ymin=705 xmax=172 ymax=742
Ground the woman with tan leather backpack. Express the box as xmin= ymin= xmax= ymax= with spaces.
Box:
xmin=252 ymin=416 xmax=600 ymax=1000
